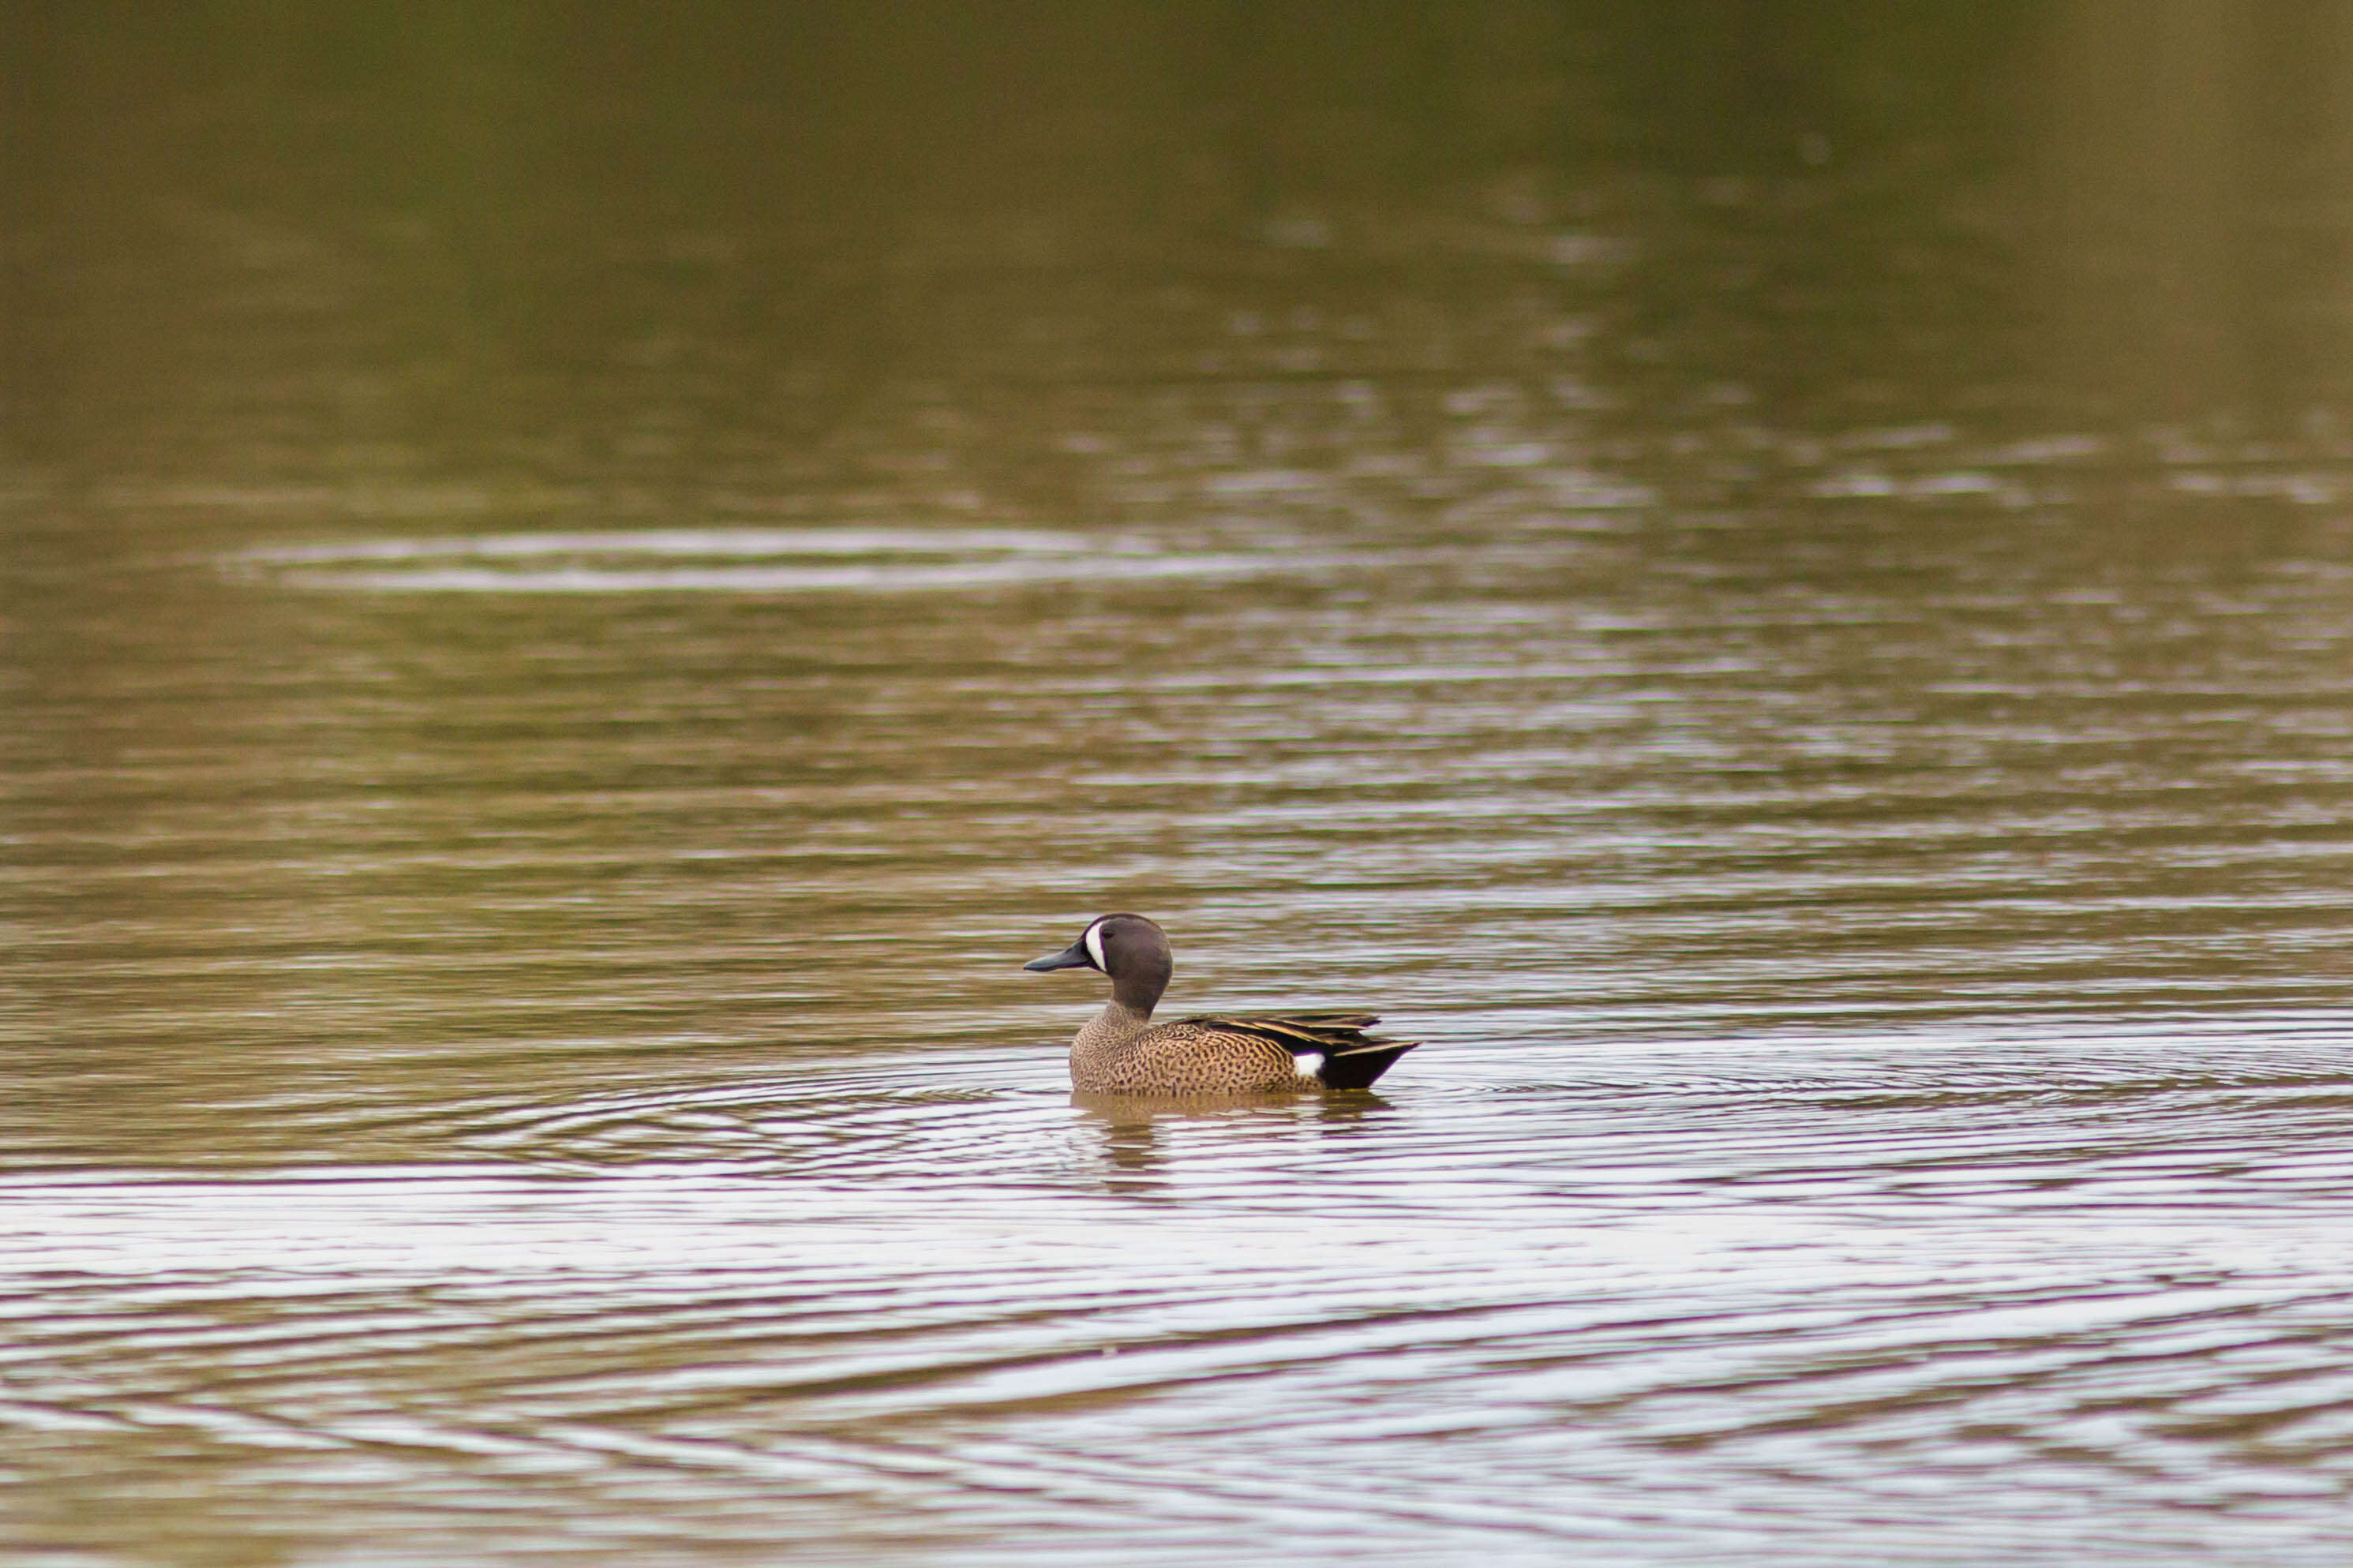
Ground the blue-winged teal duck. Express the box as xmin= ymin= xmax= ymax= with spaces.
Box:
xmin=1024 ymin=913 xmax=1418 ymax=1094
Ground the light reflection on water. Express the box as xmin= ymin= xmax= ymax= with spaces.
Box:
xmin=227 ymin=528 xmax=1306 ymax=593
xmin=9 ymin=1028 xmax=2353 ymax=1562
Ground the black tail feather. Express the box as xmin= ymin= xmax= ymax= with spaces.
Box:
xmin=1313 ymin=1041 xmax=1418 ymax=1090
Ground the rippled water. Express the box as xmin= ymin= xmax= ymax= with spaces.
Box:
xmin=12 ymin=6 xmax=2353 ymax=1564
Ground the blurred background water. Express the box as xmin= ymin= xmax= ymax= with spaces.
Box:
xmin=10 ymin=3 xmax=2353 ymax=1562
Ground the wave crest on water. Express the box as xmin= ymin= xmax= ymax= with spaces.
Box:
xmin=223 ymin=528 xmax=1307 ymax=593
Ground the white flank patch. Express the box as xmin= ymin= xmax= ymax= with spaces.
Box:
xmin=1295 ymin=1052 xmax=1325 ymax=1080
xmin=1083 ymin=920 xmax=1107 ymax=971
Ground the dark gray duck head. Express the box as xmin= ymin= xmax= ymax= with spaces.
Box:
xmin=1023 ymin=913 xmax=1175 ymax=1014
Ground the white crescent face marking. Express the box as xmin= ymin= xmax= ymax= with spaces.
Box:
xmin=1295 ymin=1052 xmax=1325 ymax=1080
xmin=1082 ymin=919 xmax=1107 ymax=972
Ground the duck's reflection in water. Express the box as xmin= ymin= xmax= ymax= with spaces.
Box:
xmin=1070 ymin=1090 xmax=1396 ymax=1198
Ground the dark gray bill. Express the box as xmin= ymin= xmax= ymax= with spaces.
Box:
xmin=1023 ymin=941 xmax=1094 ymax=972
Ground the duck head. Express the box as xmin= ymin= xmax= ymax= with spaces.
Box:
xmin=1024 ymin=913 xmax=1175 ymax=1014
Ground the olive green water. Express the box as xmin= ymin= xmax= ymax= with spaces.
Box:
xmin=11 ymin=6 xmax=2353 ymax=1563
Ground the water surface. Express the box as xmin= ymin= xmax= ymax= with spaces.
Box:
xmin=9 ymin=6 xmax=2353 ymax=1563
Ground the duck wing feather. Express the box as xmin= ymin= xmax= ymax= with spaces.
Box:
xmin=1177 ymin=1011 xmax=1381 ymax=1050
